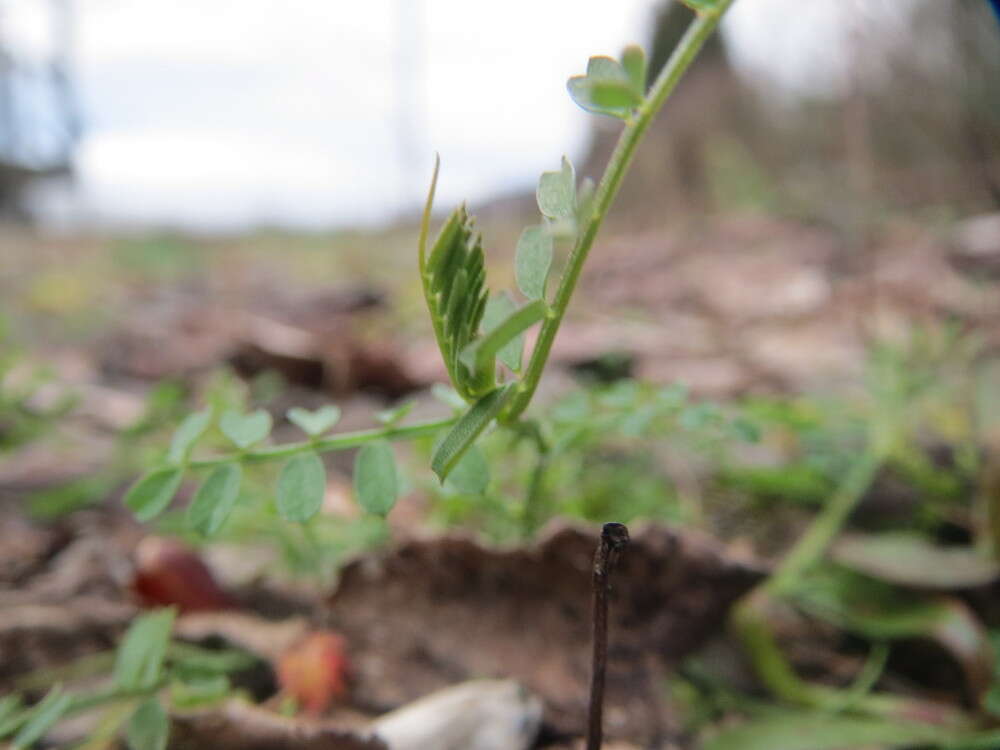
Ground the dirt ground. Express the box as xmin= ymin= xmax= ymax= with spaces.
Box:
xmin=2 ymin=208 xmax=1000 ymax=747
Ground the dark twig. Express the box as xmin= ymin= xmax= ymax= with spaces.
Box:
xmin=587 ymin=522 xmax=630 ymax=750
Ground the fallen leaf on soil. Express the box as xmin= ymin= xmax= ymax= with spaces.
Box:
xmin=230 ymin=314 xmax=422 ymax=398
xmin=325 ymin=522 xmax=765 ymax=742
xmin=98 ymin=303 xmax=236 ymax=381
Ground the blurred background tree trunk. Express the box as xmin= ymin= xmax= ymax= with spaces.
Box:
xmin=580 ymin=0 xmax=752 ymax=228
xmin=579 ymin=0 xmax=1000 ymax=233
xmin=0 ymin=0 xmax=79 ymax=221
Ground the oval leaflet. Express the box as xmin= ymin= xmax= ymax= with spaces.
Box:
xmin=124 ymin=467 xmax=184 ymax=522
xmin=354 ymin=441 xmax=399 ymax=516
xmin=187 ymin=463 xmax=243 ymax=536
xmin=276 ymin=452 xmax=326 ymax=523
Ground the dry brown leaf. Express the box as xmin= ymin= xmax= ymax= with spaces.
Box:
xmin=325 ymin=521 xmax=765 ymax=742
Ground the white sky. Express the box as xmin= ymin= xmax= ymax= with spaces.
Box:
xmin=0 ymin=0 xmax=917 ymax=232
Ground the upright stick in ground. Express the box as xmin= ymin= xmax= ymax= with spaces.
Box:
xmin=587 ymin=522 xmax=630 ymax=750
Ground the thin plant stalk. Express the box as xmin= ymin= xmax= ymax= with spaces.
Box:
xmin=587 ymin=522 xmax=630 ymax=750
xmin=767 ymin=448 xmax=884 ymax=594
xmin=732 ymin=441 xmax=893 ymax=712
xmin=187 ymin=416 xmax=456 ymax=470
xmin=517 ymin=419 xmax=551 ymax=536
xmin=503 ymin=1 xmax=735 ymax=423
xmin=522 ymin=448 xmax=550 ymax=537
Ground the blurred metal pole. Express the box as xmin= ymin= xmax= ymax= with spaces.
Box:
xmin=394 ymin=0 xmax=425 ymax=213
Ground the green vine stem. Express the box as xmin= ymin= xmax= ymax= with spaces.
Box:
xmin=731 ymin=443 xmax=895 ymax=712
xmin=187 ymin=416 xmax=456 ymax=470
xmin=731 ymin=588 xmax=969 ymax=724
xmin=516 ymin=420 xmax=551 ymax=536
xmin=767 ymin=449 xmax=884 ymax=595
xmin=502 ymin=0 xmax=735 ymax=423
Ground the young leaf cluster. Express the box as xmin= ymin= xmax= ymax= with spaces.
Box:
xmin=417 ymin=25 xmax=725 ymax=476
xmin=422 ymin=137 xmax=609 ymax=479
xmin=420 ymin=151 xmax=594 ymax=480
xmin=567 ymin=46 xmax=648 ymax=120
xmin=418 ymin=180 xmax=493 ymax=401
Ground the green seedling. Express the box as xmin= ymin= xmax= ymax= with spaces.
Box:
xmin=122 ymin=1 xmax=736 ymax=537
xmin=13 ymin=6 xmax=758 ymax=746
xmin=1 ymin=608 xmax=260 ymax=750
xmin=28 ymin=2 xmax=1000 ymax=746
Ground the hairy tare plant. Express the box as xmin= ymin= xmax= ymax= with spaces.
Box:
xmin=121 ymin=0 xmax=737 ymax=535
xmin=0 ymin=5 xmax=737 ymax=747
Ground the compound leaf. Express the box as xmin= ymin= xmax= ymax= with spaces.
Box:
xmin=419 ymin=159 xmax=492 ymax=401
xmin=568 ymin=55 xmax=643 ymax=119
